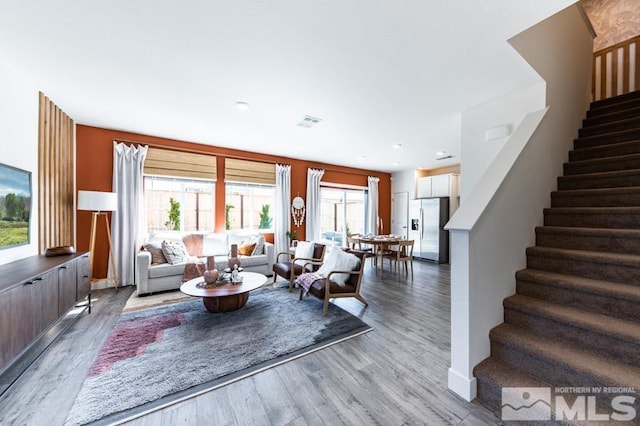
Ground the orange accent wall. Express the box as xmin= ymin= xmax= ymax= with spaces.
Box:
xmin=76 ymin=125 xmax=391 ymax=279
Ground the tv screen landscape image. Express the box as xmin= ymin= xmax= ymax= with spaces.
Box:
xmin=0 ymin=163 xmax=31 ymax=249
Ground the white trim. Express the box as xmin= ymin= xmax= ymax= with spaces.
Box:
xmin=320 ymin=181 xmax=367 ymax=190
xmin=448 ymin=368 xmax=477 ymax=402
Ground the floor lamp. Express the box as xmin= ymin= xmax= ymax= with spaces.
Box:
xmin=78 ymin=190 xmax=118 ymax=289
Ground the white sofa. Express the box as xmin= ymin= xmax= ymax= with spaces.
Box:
xmin=135 ymin=230 xmax=275 ymax=296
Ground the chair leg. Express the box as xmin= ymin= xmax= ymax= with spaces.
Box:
xmin=323 ymin=297 xmax=330 ymax=316
xmin=355 ymin=294 xmax=368 ymax=307
xmin=299 ymin=287 xmax=304 ymax=300
xmin=272 ymin=274 xmax=277 ymax=283
xmin=289 ymin=275 xmax=295 ymax=292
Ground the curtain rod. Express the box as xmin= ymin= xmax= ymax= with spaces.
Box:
xmin=113 ymin=138 xmax=386 ymax=177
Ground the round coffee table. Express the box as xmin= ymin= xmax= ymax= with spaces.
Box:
xmin=180 ymin=271 xmax=268 ymax=313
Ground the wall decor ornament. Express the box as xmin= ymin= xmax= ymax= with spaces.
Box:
xmin=291 ymin=196 xmax=305 ymax=226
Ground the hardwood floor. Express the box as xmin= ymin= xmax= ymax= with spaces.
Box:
xmin=0 ymin=260 xmax=501 ymax=425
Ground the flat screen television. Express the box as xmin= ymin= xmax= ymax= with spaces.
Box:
xmin=0 ymin=163 xmax=31 ymax=249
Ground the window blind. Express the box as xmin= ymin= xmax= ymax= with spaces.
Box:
xmin=224 ymin=158 xmax=276 ymax=185
xmin=144 ymin=148 xmax=217 ymax=180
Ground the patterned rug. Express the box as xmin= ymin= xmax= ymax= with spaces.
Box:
xmin=65 ymin=287 xmax=371 ymax=425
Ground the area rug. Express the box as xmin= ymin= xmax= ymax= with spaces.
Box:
xmin=65 ymin=287 xmax=371 ymax=425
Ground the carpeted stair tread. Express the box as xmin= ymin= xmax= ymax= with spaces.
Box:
xmin=535 ymin=225 xmax=640 ymax=254
xmin=569 ymin=139 xmax=640 ymax=162
xmin=474 ymin=357 xmax=550 ymax=414
xmin=516 ymin=268 xmax=640 ymax=303
xmin=504 ymin=294 xmax=640 ymax=348
xmin=526 ymin=245 xmax=640 ymax=267
xmin=579 ymin=116 xmax=640 ymax=138
xmin=564 ymin=151 xmax=640 ymax=175
xmin=543 ymin=206 xmax=640 ymax=228
xmin=589 ymin=91 xmax=640 ymax=113
xmin=550 ymin=186 xmax=640 ymax=207
xmin=558 ymin=168 xmax=640 ymax=190
xmin=573 ymin=128 xmax=640 ymax=149
xmin=490 ymin=323 xmax=640 ymax=388
xmin=583 ymin=105 xmax=640 ymax=127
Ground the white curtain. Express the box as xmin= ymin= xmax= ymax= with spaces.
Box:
xmin=111 ymin=142 xmax=148 ymax=286
xmin=306 ymin=168 xmax=325 ymax=242
xmin=274 ymin=163 xmax=291 ymax=258
xmin=367 ymin=176 xmax=380 ymax=234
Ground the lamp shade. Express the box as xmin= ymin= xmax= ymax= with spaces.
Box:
xmin=77 ymin=190 xmax=118 ymax=212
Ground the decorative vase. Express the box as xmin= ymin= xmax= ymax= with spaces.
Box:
xmin=228 ymin=244 xmax=241 ymax=270
xmin=203 ymin=256 xmax=219 ymax=284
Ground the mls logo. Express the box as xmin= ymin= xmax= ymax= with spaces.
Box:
xmin=502 ymin=387 xmax=552 ymax=420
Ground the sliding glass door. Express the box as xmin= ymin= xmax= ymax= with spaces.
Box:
xmin=320 ymin=187 xmax=366 ymax=246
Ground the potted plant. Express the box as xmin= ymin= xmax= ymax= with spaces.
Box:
xmin=286 ymin=230 xmax=298 ymax=247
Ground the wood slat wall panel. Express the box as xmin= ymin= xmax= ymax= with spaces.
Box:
xmin=144 ymin=147 xmax=216 ymax=180
xmin=38 ymin=92 xmax=75 ymax=253
xmin=225 ymin=158 xmax=276 ymax=185
xmin=593 ymin=35 xmax=640 ymax=101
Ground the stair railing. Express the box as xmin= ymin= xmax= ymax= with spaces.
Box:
xmin=593 ymin=35 xmax=640 ymax=101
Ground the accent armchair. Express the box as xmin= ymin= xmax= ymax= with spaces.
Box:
xmin=272 ymin=242 xmax=326 ymax=291
xmin=300 ymin=250 xmax=368 ymax=316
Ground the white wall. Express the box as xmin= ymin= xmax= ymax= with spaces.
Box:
xmin=446 ymin=4 xmax=594 ymax=401
xmin=391 ymin=169 xmax=415 ymax=199
xmin=0 ymin=63 xmax=39 ymax=265
xmin=460 ymin=83 xmax=546 ymax=199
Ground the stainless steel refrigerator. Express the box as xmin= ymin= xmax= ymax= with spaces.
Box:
xmin=408 ymin=198 xmax=449 ymax=263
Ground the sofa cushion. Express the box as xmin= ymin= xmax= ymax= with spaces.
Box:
xmin=251 ymin=235 xmax=265 ymax=256
xmin=149 ymin=261 xmax=187 ymax=278
xmin=162 ymin=240 xmax=189 ymax=264
xmin=182 ymin=234 xmax=203 ymax=257
xmin=143 ymin=241 xmax=167 ymax=264
xmin=238 ymin=254 xmax=267 ymax=267
xmin=238 ymin=242 xmax=256 ymax=256
xmin=203 ymin=233 xmax=229 ymax=256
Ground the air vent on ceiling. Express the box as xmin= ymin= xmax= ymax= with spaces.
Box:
xmin=297 ymin=115 xmax=323 ymax=128
xmin=436 ymin=154 xmax=455 ymax=161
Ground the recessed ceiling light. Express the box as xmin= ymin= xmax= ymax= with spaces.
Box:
xmin=235 ymin=101 xmax=250 ymax=110
xmin=436 ymin=150 xmax=446 ymax=156
xmin=392 ymin=144 xmax=402 ymax=149
xmin=393 ymin=161 xmax=400 ymax=166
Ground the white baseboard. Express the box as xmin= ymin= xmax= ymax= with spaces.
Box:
xmin=91 ymin=278 xmax=118 ymax=290
xmin=448 ymin=368 xmax=477 ymax=402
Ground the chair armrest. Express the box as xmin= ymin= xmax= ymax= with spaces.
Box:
xmin=264 ymin=242 xmax=275 ymax=273
xmin=275 ymin=251 xmax=294 ymax=263
xmin=294 ymin=257 xmax=323 ymax=273
xmin=135 ymin=251 xmax=152 ymax=294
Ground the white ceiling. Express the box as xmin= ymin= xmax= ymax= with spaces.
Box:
xmin=0 ymin=0 xmax=575 ymax=173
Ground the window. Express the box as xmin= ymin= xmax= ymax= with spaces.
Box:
xmin=144 ymin=176 xmax=215 ymax=233
xmin=225 ymin=183 xmax=275 ymax=231
xmin=320 ymin=186 xmax=367 ymax=246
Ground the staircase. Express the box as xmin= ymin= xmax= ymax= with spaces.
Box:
xmin=474 ymin=91 xmax=640 ymax=419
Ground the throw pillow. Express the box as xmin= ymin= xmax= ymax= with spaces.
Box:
xmin=316 ymin=247 xmax=360 ymax=286
xmin=251 ymin=235 xmax=265 ymax=256
xmin=238 ymin=242 xmax=257 ymax=256
xmin=293 ymin=241 xmax=315 ymax=270
xmin=161 ymin=239 xmax=188 ymax=265
xmin=143 ymin=242 xmax=167 ymax=265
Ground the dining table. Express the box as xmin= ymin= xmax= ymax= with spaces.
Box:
xmin=350 ymin=234 xmax=405 ymax=279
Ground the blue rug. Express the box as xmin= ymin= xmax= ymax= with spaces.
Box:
xmin=65 ymin=287 xmax=371 ymax=425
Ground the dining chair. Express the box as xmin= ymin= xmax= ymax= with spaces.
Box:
xmin=347 ymin=235 xmax=375 ymax=266
xmin=384 ymin=239 xmax=414 ymax=279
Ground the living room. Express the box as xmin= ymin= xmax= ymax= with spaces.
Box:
xmin=2 ymin=1 xmax=638 ymax=424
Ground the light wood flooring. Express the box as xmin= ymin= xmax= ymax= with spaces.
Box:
xmin=0 ymin=260 xmax=501 ymax=425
